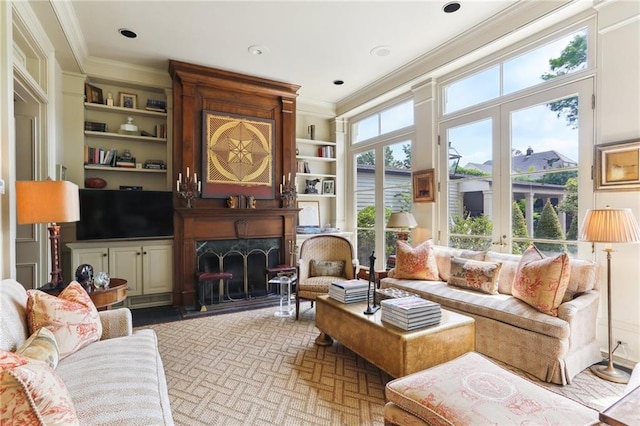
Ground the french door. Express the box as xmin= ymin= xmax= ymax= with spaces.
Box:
xmin=439 ymin=78 xmax=593 ymax=255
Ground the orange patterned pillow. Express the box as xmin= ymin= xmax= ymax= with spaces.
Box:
xmin=394 ymin=240 xmax=440 ymax=280
xmin=512 ymin=245 xmax=571 ymax=316
xmin=0 ymin=350 xmax=79 ymax=425
xmin=27 ymin=281 xmax=102 ymax=359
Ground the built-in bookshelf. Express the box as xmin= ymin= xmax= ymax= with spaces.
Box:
xmin=296 ymin=138 xmax=337 ymax=199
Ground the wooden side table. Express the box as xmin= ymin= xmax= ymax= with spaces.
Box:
xmin=357 ymin=268 xmax=388 ymax=288
xmin=85 ymin=278 xmax=128 ymax=310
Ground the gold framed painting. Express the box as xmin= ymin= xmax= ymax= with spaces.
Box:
xmin=413 ymin=169 xmax=435 ymax=202
xmin=201 ymin=110 xmax=275 ymax=199
xmin=595 ymin=139 xmax=640 ymax=191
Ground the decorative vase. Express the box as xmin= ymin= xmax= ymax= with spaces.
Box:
xmin=85 ymin=177 xmax=107 ymax=188
xmin=93 ymin=272 xmax=110 ymax=289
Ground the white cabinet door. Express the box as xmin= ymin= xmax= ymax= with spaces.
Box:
xmin=71 ymin=248 xmax=108 ymax=278
xmin=108 ymin=246 xmax=143 ymax=296
xmin=142 ymin=244 xmax=173 ymax=294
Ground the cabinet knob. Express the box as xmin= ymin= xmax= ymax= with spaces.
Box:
xmin=143 ymin=251 xmax=147 ymax=255
xmin=137 ymin=252 xmax=141 ymax=255
xmin=102 ymin=253 xmax=107 ymax=257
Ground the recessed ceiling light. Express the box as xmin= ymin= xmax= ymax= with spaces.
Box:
xmin=333 ymin=80 xmax=344 ymax=86
xmin=443 ymin=2 xmax=461 ymax=13
xmin=370 ymin=45 xmax=392 ymax=57
xmin=248 ymin=45 xmax=269 ymax=55
xmin=118 ymin=28 xmax=137 ymax=39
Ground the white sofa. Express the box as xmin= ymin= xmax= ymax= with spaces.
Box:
xmin=0 ymin=278 xmax=174 ymax=425
xmin=380 ymin=245 xmax=602 ymax=385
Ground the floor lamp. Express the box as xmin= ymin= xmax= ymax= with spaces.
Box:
xmin=579 ymin=207 xmax=640 ymax=383
xmin=16 ymin=179 xmax=80 ymax=289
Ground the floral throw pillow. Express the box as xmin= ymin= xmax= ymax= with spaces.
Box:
xmin=448 ymin=256 xmax=502 ymax=295
xmin=26 ymin=281 xmax=102 ymax=359
xmin=512 ymin=245 xmax=571 ymax=316
xmin=394 ymin=240 xmax=440 ymax=280
xmin=0 ymin=350 xmax=79 ymax=425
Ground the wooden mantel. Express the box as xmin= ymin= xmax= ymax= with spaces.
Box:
xmin=169 ymin=60 xmax=301 ymax=307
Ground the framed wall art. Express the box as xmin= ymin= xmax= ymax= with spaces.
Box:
xmin=595 ymin=139 xmax=640 ymax=191
xmin=202 ymin=110 xmax=275 ymax=199
xmin=413 ymin=168 xmax=435 ymax=202
xmin=119 ymin=92 xmax=137 ymax=109
xmin=298 ymin=201 xmax=320 ymax=227
xmin=85 ymin=83 xmax=103 ymax=104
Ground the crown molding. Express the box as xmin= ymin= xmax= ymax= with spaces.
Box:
xmin=84 ymin=56 xmax=172 ymax=89
xmin=49 ymin=0 xmax=88 ymax=72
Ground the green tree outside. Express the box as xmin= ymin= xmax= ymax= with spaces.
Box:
xmin=512 ymin=201 xmax=530 ymax=254
xmin=535 ymin=200 xmax=567 ymax=253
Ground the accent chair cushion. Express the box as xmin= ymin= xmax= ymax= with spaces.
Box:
xmin=15 ymin=327 xmax=59 ymax=369
xmin=26 ymin=282 xmax=102 ymax=359
xmin=309 ymin=260 xmax=345 ymax=277
xmin=0 ymin=350 xmax=79 ymax=425
xmin=394 ymin=240 xmax=439 ymax=280
xmin=448 ymin=256 xmax=502 ymax=295
xmin=512 ymin=245 xmax=571 ymax=316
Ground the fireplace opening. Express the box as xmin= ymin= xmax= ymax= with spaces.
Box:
xmin=196 ymin=238 xmax=284 ymax=303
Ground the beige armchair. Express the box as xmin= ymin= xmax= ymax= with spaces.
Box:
xmin=296 ymin=235 xmax=357 ymax=320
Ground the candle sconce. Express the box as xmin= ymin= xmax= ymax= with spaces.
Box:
xmin=280 ymin=173 xmax=297 ymax=208
xmin=177 ymin=168 xmax=201 ymax=208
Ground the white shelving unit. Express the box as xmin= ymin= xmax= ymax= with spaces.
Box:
xmin=83 ymin=82 xmax=170 ymax=191
xmin=296 ymin=138 xmax=337 ymax=197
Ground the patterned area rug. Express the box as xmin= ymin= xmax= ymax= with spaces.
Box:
xmin=139 ymin=306 xmax=626 ymax=425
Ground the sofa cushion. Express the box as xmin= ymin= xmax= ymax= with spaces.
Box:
xmin=26 ymin=282 xmax=102 ymax=359
xmin=448 ymin=256 xmax=502 ymax=295
xmin=394 ymin=240 xmax=439 ymax=280
xmin=483 ymin=251 xmax=522 ymax=295
xmin=56 ymin=329 xmax=174 ymax=425
xmin=0 ymin=350 xmax=79 ymax=425
xmin=0 ymin=279 xmax=29 ymax=352
xmin=385 ymin=352 xmax=597 ymax=425
xmin=513 ymin=246 xmax=571 ymax=316
xmin=434 ymin=247 xmax=485 ymax=282
xmin=309 ymin=259 xmax=345 ymax=277
xmin=381 ymin=278 xmax=569 ymax=339
xmin=15 ymin=326 xmax=59 ymax=369
xmin=564 ymin=257 xmax=599 ymax=302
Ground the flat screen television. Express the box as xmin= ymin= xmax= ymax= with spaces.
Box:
xmin=76 ymin=189 xmax=174 ymax=240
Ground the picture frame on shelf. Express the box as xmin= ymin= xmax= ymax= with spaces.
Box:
xmin=119 ymin=92 xmax=137 ymax=109
xmin=594 ymin=139 xmax=640 ymax=190
xmin=298 ymin=201 xmax=320 ymax=227
xmin=322 ymin=179 xmax=335 ymax=195
xmin=413 ymin=168 xmax=435 ymax=203
xmin=85 ymin=83 xmax=104 ymax=104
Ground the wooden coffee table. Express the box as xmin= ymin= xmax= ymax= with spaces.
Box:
xmin=86 ymin=278 xmax=128 ymax=310
xmin=315 ymin=294 xmax=475 ymax=378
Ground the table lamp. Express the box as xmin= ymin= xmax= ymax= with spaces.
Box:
xmin=579 ymin=206 xmax=640 ymax=383
xmin=386 ymin=212 xmax=417 ymax=241
xmin=16 ymin=179 xmax=80 ymax=288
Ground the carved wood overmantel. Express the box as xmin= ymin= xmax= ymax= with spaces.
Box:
xmin=169 ymin=60 xmax=300 ymax=307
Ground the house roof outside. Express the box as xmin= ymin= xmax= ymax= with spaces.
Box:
xmin=465 ymin=148 xmax=578 ymax=174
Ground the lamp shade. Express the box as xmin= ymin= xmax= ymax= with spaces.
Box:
xmin=579 ymin=208 xmax=640 ymax=243
xmin=386 ymin=212 xmax=418 ymax=229
xmin=16 ymin=180 xmax=80 ymax=224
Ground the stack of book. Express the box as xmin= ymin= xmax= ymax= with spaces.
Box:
xmin=380 ymin=296 xmax=442 ymax=330
xmin=328 ymin=279 xmax=374 ymax=304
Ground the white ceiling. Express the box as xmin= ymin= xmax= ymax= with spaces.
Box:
xmin=35 ymin=1 xmax=526 ymax=107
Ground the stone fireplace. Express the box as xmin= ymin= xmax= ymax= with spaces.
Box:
xmin=169 ymin=60 xmax=300 ymax=308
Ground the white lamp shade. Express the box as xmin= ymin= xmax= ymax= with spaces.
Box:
xmin=579 ymin=208 xmax=640 ymax=243
xmin=386 ymin=212 xmax=418 ymax=229
xmin=16 ymin=180 xmax=80 ymax=224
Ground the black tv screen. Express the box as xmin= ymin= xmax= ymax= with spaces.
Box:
xmin=76 ymin=189 xmax=174 ymax=240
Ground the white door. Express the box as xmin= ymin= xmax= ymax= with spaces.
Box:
xmin=142 ymin=244 xmax=173 ymax=294
xmin=108 ymin=246 xmax=143 ymax=296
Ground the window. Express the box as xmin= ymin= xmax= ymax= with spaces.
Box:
xmin=444 ymin=28 xmax=588 ymax=115
xmin=351 ymin=99 xmax=414 ymax=269
xmin=440 ymin=24 xmax=593 ymax=257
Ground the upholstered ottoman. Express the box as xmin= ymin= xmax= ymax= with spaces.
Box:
xmin=384 ymin=352 xmax=598 ymax=425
